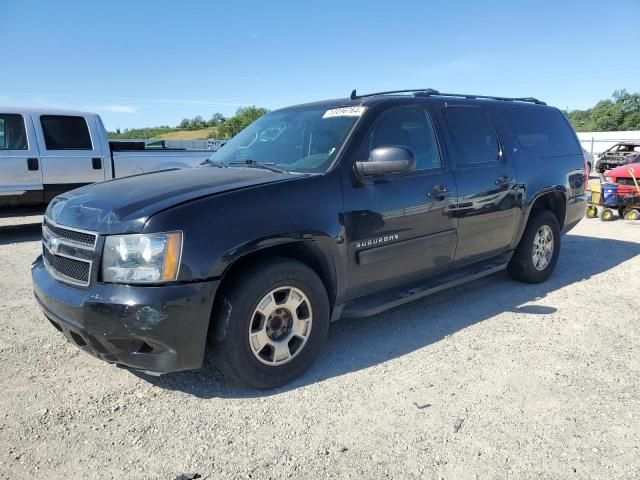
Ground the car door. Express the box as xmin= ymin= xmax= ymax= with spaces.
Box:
xmin=343 ymin=104 xmax=458 ymax=299
xmin=442 ymin=104 xmax=519 ymax=266
xmin=0 ymin=112 xmax=43 ymax=208
xmin=34 ymin=113 xmax=106 ymax=201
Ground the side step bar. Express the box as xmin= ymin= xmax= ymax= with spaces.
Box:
xmin=340 ymin=252 xmax=513 ymax=319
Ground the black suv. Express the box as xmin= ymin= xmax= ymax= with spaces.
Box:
xmin=32 ymin=89 xmax=587 ymax=389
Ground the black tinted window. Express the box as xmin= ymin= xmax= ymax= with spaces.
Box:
xmin=445 ymin=107 xmax=500 ymax=166
xmin=365 ymin=107 xmax=441 ymax=170
xmin=41 ymin=115 xmax=92 ymax=150
xmin=0 ymin=114 xmax=28 ymax=150
xmin=502 ymin=108 xmax=580 ymax=158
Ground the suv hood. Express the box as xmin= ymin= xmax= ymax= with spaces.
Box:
xmin=46 ymin=167 xmax=295 ymax=234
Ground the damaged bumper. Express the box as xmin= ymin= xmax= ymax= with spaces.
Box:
xmin=31 ymin=255 xmax=219 ymax=373
xmin=597 ymin=158 xmax=630 ymax=173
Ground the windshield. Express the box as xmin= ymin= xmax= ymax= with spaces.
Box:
xmin=207 ymin=106 xmax=364 ymax=173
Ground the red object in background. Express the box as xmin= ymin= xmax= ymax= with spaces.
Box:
xmin=606 ymin=163 xmax=640 ymax=196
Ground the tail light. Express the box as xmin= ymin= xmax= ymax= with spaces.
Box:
xmin=582 ymin=152 xmax=590 ymax=188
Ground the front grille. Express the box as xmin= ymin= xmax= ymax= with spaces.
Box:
xmin=43 ymin=218 xmax=97 ymax=247
xmin=42 ymin=217 xmax=97 ymax=287
xmin=617 ymin=178 xmax=637 ymax=186
xmin=43 ymin=248 xmax=91 ymax=286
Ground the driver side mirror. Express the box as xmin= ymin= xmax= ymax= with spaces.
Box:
xmin=355 ymin=146 xmax=416 ymax=177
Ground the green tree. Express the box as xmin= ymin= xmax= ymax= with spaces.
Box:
xmin=190 ymin=115 xmax=204 ymax=129
xmin=207 ymin=113 xmax=226 ymax=127
xmin=218 ymin=106 xmax=269 ymax=138
xmin=566 ymin=90 xmax=640 ymax=132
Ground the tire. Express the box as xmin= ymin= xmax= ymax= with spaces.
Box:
xmin=624 ymin=209 xmax=640 ymax=221
xmin=618 ymin=207 xmax=627 ymax=218
xmin=601 ymin=208 xmax=614 ymax=221
xmin=508 ymin=210 xmax=561 ymax=284
xmin=209 ymin=258 xmax=330 ymax=389
xmin=586 ymin=206 xmax=598 ymax=218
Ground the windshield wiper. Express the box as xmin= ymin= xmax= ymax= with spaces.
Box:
xmin=227 ymin=159 xmax=286 ymax=173
xmin=200 ymin=158 xmax=227 ymax=168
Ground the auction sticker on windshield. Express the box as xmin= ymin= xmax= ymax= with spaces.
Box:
xmin=322 ymin=106 xmax=366 ymax=119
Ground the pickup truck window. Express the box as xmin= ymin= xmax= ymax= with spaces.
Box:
xmin=445 ymin=106 xmax=500 ymax=166
xmin=363 ymin=106 xmax=441 ymax=171
xmin=0 ymin=114 xmax=28 ymax=150
xmin=40 ymin=115 xmax=93 ymax=150
xmin=209 ymin=107 xmax=361 ymax=173
xmin=502 ymin=108 xmax=581 ymax=158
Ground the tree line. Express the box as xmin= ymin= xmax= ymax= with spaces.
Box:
xmin=566 ymin=90 xmax=640 ymax=132
xmin=109 ymin=106 xmax=269 ymax=139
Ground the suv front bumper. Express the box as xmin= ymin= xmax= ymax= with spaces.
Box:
xmin=32 ymin=255 xmax=219 ymax=373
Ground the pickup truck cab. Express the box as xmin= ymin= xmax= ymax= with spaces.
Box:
xmin=0 ymin=108 xmax=213 ymax=213
xmin=32 ymin=90 xmax=588 ymax=389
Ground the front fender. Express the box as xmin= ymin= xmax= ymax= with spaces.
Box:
xmin=143 ymin=171 xmax=348 ymax=303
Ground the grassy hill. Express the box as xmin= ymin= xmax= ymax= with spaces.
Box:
xmin=153 ymin=127 xmax=218 ymax=140
xmin=108 ymin=106 xmax=269 ymax=141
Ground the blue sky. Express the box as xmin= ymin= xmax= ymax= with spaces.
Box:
xmin=1 ymin=0 xmax=639 ymax=131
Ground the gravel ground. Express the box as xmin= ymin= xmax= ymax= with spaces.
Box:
xmin=0 ymin=213 xmax=639 ymax=480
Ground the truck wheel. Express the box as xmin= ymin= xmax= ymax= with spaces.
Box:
xmin=210 ymin=258 xmax=330 ymax=389
xmin=586 ymin=206 xmax=598 ymax=218
xmin=508 ymin=210 xmax=560 ymax=284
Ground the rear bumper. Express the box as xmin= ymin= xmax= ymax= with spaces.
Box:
xmin=32 ymin=255 xmax=219 ymax=373
xmin=563 ymin=193 xmax=587 ymax=233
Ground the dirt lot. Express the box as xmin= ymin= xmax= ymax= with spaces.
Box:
xmin=0 ymin=213 xmax=639 ymax=479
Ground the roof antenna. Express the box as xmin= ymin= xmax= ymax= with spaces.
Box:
xmin=350 ymin=89 xmax=357 ymax=100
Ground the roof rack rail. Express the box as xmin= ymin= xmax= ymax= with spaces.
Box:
xmin=350 ymin=88 xmax=546 ymax=105
xmin=350 ymin=89 xmax=436 ymax=100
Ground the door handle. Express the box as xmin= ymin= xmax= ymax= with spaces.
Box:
xmin=495 ymin=175 xmax=513 ymax=185
xmin=92 ymin=157 xmax=102 ymax=169
xmin=428 ymin=185 xmax=453 ymax=200
xmin=27 ymin=158 xmax=39 ymax=171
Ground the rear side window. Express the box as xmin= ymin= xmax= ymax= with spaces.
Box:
xmin=502 ymin=108 xmax=580 ymax=158
xmin=444 ymin=106 xmax=500 ymax=166
xmin=40 ymin=115 xmax=93 ymax=150
xmin=0 ymin=114 xmax=28 ymax=150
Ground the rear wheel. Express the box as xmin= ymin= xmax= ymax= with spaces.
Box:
xmin=210 ymin=258 xmax=330 ymax=389
xmin=618 ymin=207 xmax=627 ymax=218
xmin=508 ymin=210 xmax=560 ymax=284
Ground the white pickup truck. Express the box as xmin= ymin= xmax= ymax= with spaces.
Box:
xmin=0 ymin=108 xmax=214 ymax=213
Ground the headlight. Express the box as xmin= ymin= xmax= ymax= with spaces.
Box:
xmin=605 ymin=176 xmax=614 ymax=183
xmin=102 ymin=232 xmax=182 ymax=284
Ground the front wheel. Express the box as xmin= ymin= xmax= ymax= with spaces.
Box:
xmin=210 ymin=258 xmax=330 ymax=389
xmin=508 ymin=210 xmax=561 ymax=284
